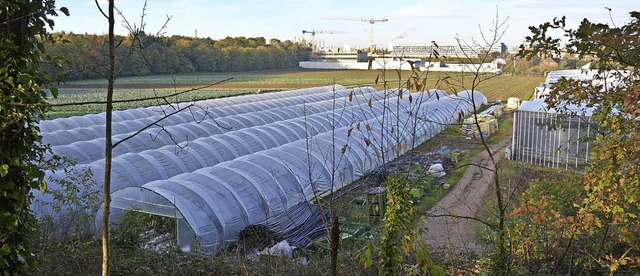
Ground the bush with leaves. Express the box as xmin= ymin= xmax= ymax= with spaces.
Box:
xmin=509 ymin=172 xmax=585 ymax=274
xmin=0 ymin=1 xmax=67 ymax=273
xmin=370 ymin=175 xmax=441 ymax=275
xmin=520 ymin=10 xmax=640 ymax=273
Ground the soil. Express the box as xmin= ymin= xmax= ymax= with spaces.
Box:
xmin=418 ymin=134 xmax=513 ymax=255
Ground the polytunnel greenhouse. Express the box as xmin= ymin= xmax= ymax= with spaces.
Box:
xmin=35 ymin=84 xmax=488 ymax=254
xmin=37 ymin=85 xmax=346 ymax=134
xmin=107 ymin=89 xmax=486 ymax=253
xmin=36 ymin=85 xmax=367 ymax=212
xmin=533 ymin=69 xmax=628 ymax=99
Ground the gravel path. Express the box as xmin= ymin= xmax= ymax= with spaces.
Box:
xmin=418 ymin=135 xmax=512 ymax=255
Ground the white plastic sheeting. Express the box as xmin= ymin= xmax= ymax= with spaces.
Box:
xmin=535 ymin=70 xmax=628 ymax=99
xmin=47 ymin=87 xmax=372 ymax=165
xmin=41 ymin=87 xmax=393 ymax=193
xmin=109 ymin=89 xmax=487 ymax=253
xmin=453 ymin=90 xmax=488 ymax=108
xmin=35 ymin=86 xmax=376 ymax=217
xmin=39 ymin=85 xmax=345 ymax=145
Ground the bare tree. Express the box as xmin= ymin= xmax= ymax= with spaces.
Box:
xmin=100 ymin=1 xmax=115 ymax=274
xmin=417 ymin=10 xmax=516 ymax=274
xmin=91 ymin=1 xmax=227 ymax=273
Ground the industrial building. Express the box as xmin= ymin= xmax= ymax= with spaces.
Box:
xmin=300 ymin=42 xmax=505 ymax=72
xmin=391 ymin=43 xmax=486 ymax=59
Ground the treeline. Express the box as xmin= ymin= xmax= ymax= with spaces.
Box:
xmin=44 ymin=32 xmax=311 ymax=80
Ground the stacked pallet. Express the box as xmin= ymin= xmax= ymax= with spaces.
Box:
xmin=461 ymin=114 xmax=498 ymax=138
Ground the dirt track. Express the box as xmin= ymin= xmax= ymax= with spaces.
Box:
xmin=419 ymin=135 xmax=512 ymax=254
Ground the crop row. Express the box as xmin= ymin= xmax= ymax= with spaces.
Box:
xmin=47 ymin=70 xmax=543 ymax=118
xmin=46 ymin=89 xmax=254 ymax=119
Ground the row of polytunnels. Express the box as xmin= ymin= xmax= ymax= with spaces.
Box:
xmin=34 ymin=85 xmax=487 ymax=253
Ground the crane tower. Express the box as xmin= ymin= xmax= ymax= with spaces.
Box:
xmin=302 ymin=30 xmax=345 ymax=56
xmin=323 ymin=17 xmax=388 ymax=53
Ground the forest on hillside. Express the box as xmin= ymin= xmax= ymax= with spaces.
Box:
xmin=44 ymin=32 xmax=311 ymax=80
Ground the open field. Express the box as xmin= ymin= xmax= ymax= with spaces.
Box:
xmin=48 ymin=69 xmax=544 ymax=118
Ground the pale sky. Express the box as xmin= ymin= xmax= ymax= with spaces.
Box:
xmin=53 ymin=0 xmax=637 ymax=51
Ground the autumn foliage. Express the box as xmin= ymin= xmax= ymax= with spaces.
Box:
xmin=515 ymin=11 xmax=640 ymax=273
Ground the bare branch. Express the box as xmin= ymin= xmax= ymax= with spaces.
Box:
xmin=156 ymin=15 xmax=173 ymax=37
xmin=455 ymin=162 xmax=495 ymax=172
xmin=112 ymin=103 xmax=195 ymax=149
xmin=48 ymin=78 xmax=233 ymax=107
xmin=94 ymin=0 xmax=108 ymax=19
xmin=423 ymin=212 xmax=497 ymax=230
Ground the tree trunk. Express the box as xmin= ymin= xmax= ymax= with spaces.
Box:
xmin=101 ymin=1 xmax=115 ymax=275
xmin=329 ymin=213 xmax=340 ymax=276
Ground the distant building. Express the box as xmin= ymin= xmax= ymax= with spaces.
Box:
xmin=312 ymin=50 xmax=368 ymax=62
xmin=300 ymin=43 xmax=506 ymax=72
xmin=391 ymin=43 xmax=487 ymax=58
xmin=422 ymin=60 xmax=502 ymax=73
xmin=500 ymin=43 xmax=508 ymax=55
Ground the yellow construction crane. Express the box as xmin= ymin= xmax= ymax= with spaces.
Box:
xmin=323 ymin=17 xmax=389 ymax=53
xmin=302 ymin=30 xmax=344 ymax=54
